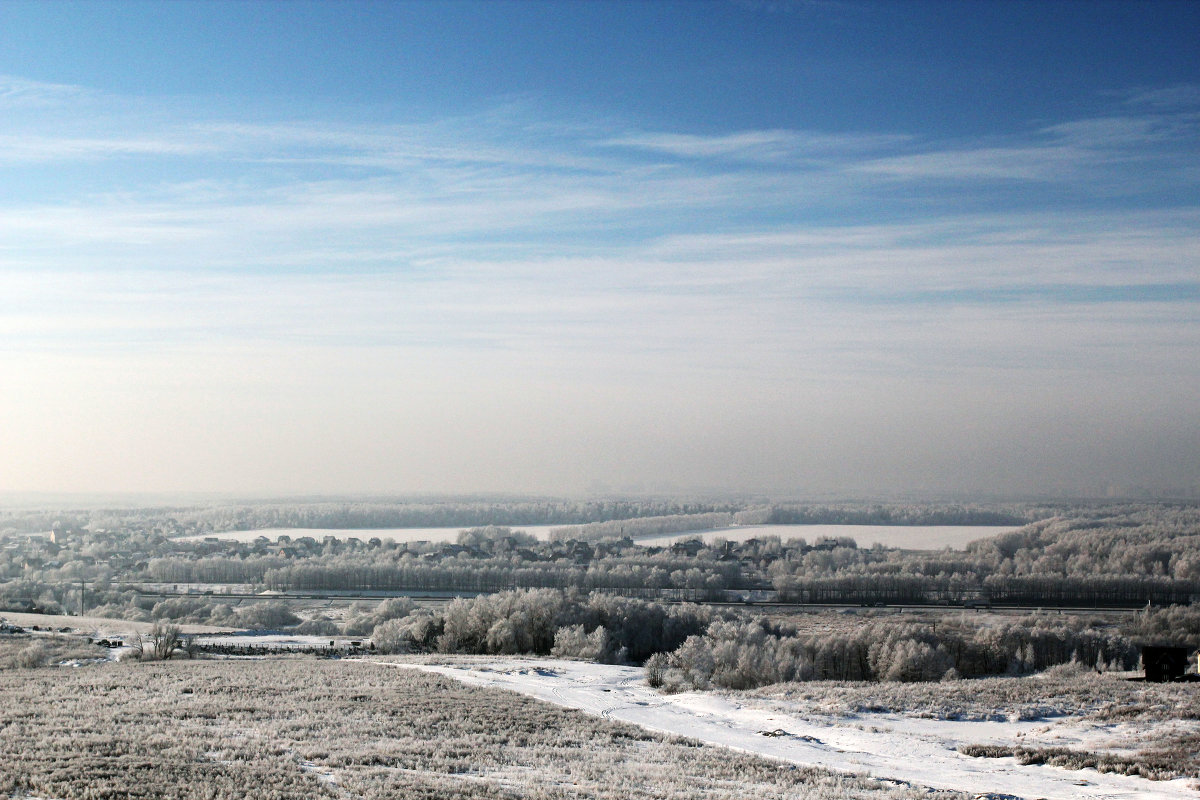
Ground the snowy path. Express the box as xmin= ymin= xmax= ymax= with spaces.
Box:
xmin=378 ymin=657 xmax=1194 ymax=800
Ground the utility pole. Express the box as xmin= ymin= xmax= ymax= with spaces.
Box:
xmin=79 ymin=581 xmax=85 ymax=616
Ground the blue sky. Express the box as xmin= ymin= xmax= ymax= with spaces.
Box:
xmin=1 ymin=0 xmax=1198 ymax=498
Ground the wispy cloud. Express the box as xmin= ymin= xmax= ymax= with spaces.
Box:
xmin=2 ymin=77 xmax=1198 ymax=442
xmin=0 ymin=74 xmax=88 ymax=106
xmin=601 ymin=129 xmax=908 ymax=162
xmin=1123 ymin=83 xmax=1200 ymax=109
xmin=853 ymin=145 xmax=1084 ymax=181
xmin=0 ymin=132 xmax=214 ymax=162
xmin=1042 ymin=113 xmax=1199 ymax=148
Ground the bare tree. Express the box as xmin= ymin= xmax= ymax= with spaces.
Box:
xmin=150 ymin=621 xmax=181 ymax=660
xmin=181 ymin=632 xmax=199 ymax=659
xmin=126 ymin=631 xmax=144 ymax=661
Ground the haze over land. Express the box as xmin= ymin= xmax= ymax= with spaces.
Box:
xmin=0 ymin=1 xmax=1197 ymax=498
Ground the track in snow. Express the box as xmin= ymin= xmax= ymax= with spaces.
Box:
xmin=371 ymin=657 xmax=1196 ymax=800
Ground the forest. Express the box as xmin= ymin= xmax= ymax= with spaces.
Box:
xmin=3 ymin=501 xmax=1197 ymax=616
xmin=0 ymin=496 xmax=1032 ymax=535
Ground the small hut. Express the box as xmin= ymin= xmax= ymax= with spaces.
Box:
xmin=1142 ymin=645 xmax=1189 ymax=682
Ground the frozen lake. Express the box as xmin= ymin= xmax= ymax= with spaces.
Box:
xmin=184 ymin=523 xmax=1017 ymax=551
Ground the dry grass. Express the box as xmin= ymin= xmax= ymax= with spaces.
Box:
xmin=0 ymin=657 xmax=965 ymax=800
xmin=958 ymin=736 xmax=1200 ymax=782
xmin=751 ymin=665 xmax=1200 ymax=722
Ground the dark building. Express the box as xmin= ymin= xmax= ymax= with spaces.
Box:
xmin=1142 ymin=645 xmax=1189 ymax=682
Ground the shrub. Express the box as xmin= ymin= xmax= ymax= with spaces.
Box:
xmin=371 ymin=618 xmax=411 ymax=655
xmin=551 ymin=624 xmax=613 ymax=662
xmin=235 ymin=601 xmax=300 ymax=630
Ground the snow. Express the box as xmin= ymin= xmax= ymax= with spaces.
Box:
xmin=191 ymin=633 xmax=361 ymax=647
xmin=382 ymin=657 xmax=1195 ymax=800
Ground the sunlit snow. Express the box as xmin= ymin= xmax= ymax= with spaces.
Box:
xmin=383 ymin=657 xmax=1194 ymax=800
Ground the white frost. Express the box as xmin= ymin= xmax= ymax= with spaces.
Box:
xmin=380 ymin=657 xmax=1194 ymax=800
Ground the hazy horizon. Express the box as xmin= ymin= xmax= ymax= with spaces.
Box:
xmin=1 ymin=1 xmax=1197 ymax=498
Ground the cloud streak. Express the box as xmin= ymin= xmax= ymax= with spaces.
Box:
xmin=2 ymin=77 xmax=1198 ymax=495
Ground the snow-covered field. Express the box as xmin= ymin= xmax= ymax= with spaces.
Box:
xmin=183 ymin=523 xmax=1015 ymax=550
xmin=386 ymin=657 xmax=1195 ymax=800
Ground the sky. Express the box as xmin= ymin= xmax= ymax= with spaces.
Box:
xmin=0 ymin=0 xmax=1198 ymax=500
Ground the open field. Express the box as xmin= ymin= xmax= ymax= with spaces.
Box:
xmin=0 ymin=654 xmax=970 ymax=800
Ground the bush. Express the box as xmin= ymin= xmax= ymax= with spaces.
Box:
xmin=0 ymin=637 xmax=108 ymax=670
xmin=235 ymin=601 xmax=300 ymax=630
xmin=371 ymin=618 xmax=412 ymax=655
xmin=551 ymin=624 xmax=612 ymax=662
xmin=345 ymin=598 xmax=416 ymax=636
xmin=11 ymin=641 xmax=47 ymax=669
xmin=645 ymin=652 xmax=669 ymax=688
xmin=294 ymin=617 xmax=342 ymax=636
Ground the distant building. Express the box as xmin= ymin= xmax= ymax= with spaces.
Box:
xmin=1142 ymin=645 xmax=1189 ymax=682
xmin=670 ymin=539 xmax=704 ymax=557
xmin=570 ymin=541 xmax=593 ymax=564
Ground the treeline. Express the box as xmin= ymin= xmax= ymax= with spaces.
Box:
xmin=651 ymin=615 xmax=1137 ymax=691
xmin=81 ymin=597 xmax=303 ymax=630
xmin=71 ymin=586 xmax=1196 ymax=690
xmin=1127 ymin=604 xmax=1200 ymax=649
xmin=141 ymin=554 xmax=740 ymax=599
xmin=964 ymin=508 xmax=1200 ymax=578
xmin=178 ymin=499 xmax=1033 ymax=533
xmin=765 ymin=506 xmax=1200 ymax=606
xmin=770 ymin=573 xmax=1199 ymax=607
xmin=373 ymin=589 xmax=712 ymax=663
xmin=377 ymin=590 xmax=1146 ymax=688
xmin=3 ymin=497 xmax=1040 ymax=537
xmin=137 ymin=498 xmax=747 ymax=533
xmin=764 ymin=503 xmax=1031 ymax=527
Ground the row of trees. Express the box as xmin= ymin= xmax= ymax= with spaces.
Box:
xmin=371 ymin=588 xmax=712 ymax=663
xmin=358 ymin=588 xmax=1146 ymax=688
xmin=99 ymin=497 xmax=749 ymax=534
xmin=649 ymin=615 xmax=1137 ymax=690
